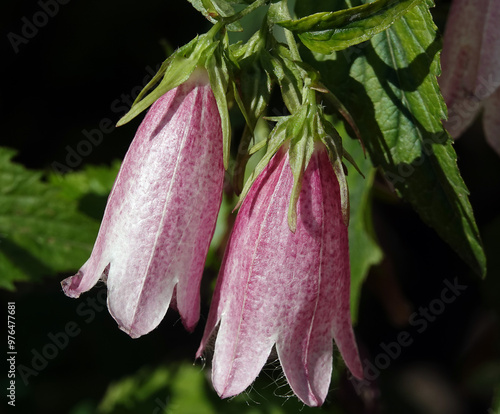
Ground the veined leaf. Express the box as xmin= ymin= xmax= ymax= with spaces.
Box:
xmin=301 ymin=1 xmax=486 ymax=276
xmin=281 ymin=0 xmax=422 ymax=54
xmin=0 ymin=148 xmax=100 ymax=290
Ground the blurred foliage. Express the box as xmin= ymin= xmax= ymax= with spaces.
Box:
xmin=0 ymin=148 xmax=100 ymax=289
xmin=95 ymin=362 xmax=344 ymax=414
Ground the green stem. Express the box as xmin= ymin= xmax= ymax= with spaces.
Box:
xmin=207 ymin=21 xmax=224 ymax=39
xmin=224 ymin=0 xmax=269 ymax=25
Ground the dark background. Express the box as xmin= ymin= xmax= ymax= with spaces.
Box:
xmin=2 ymin=1 xmax=500 ymax=413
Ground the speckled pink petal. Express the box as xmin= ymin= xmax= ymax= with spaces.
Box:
xmin=62 ymin=69 xmax=224 ymax=338
xmin=483 ymin=87 xmax=500 ymax=156
xmin=440 ymin=0 xmax=500 ymax=138
xmin=197 ymin=146 xmax=362 ymax=407
xmin=197 ymin=148 xmax=289 ymax=398
xmin=277 ymin=150 xmax=363 ymax=406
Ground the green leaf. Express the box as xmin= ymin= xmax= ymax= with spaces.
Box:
xmin=0 ymin=148 xmax=100 ymax=290
xmin=48 ymin=161 xmax=121 ymax=220
xmin=48 ymin=161 xmax=121 ymax=201
xmin=281 ymin=0 xmax=422 ymax=54
xmin=302 ymin=1 xmax=486 ymax=276
xmin=340 ymin=127 xmax=383 ymax=323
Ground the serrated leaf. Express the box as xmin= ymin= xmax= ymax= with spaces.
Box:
xmin=302 ymin=1 xmax=486 ymax=276
xmin=281 ymin=0 xmax=422 ymax=54
xmin=0 ymin=148 xmax=100 ymax=290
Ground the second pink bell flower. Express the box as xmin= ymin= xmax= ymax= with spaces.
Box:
xmin=197 ymin=145 xmax=363 ymax=407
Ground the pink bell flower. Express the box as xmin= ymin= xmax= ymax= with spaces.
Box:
xmin=439 ymin=0 xmax=500 ymax=155
xmin=62 ymin=68 xmax=224 ymax=338
xmin=197 ymin=145 xmax=363 ymax=407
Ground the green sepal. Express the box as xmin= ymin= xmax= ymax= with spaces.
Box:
xmin=317 ymin=82 xmax=363 ymax=145
xmin=279 ymin=0 xmax=422 ymax=54
xmin=261 ymin=47 xmax=304 ymax=113
xmin=231 ymin=26 xmax=273 ymax=192
xmin=230 ymin=26 xmax=272 ymax=130
xmin=319 ymin=118 xmax=350 ymax=225
xmin=205 ymin=39 xmax=232 ymax=170
xmin=248 ymin=138 xmax=267 ymax=155
xmin=287 ymin=105 xmax=315 ymax=232
xmin=117 ymin=34 xmax=218 ymax=127
xmin=236 ymin=117 xmax=288 ymax=209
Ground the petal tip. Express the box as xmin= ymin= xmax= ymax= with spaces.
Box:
xmin=61 ymin=273 xmax=85 ymax=298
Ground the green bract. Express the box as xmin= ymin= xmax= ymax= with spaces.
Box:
xmin=116 ymin=30 xmax=220 ymax=128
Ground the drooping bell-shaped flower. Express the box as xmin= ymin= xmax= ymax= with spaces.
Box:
xmin=62 ymin=68 xmax=224 ymax=338
xmin=197 ymin=145 xmax=363 ymax=407
xmin=439 ymin=0 xmax=500 ymax=155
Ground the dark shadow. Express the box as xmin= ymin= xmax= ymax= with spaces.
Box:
xmin=78 ymin=192 xmax=108 ymax=221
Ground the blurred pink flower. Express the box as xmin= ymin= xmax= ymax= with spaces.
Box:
xmin=439 ymin=0 xmax=500 ymax=155
xmin=62 ymin=68 xmax=224 ymax=338
xmin=197 ymin=145 xmax=363 ymax=407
